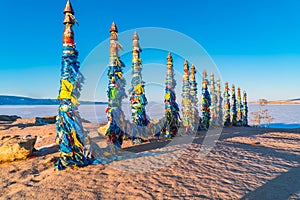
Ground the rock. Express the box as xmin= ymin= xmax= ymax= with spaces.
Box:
xmin=0 ymin=115 xmax=21 ymax=122
xmin=0 ymin=135 xmax=37 ymax=163
xmin=35 ymin=116 xmax=56 ymax=125
xmin=35 ymin=115 xmax=90 ymax=125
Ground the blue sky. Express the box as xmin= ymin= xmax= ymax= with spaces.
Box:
xmin=0 ymin=0 xmax=299 ymax=102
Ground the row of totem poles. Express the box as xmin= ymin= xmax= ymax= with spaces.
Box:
xmin=181 ymin=63 xmax=249 ymax=132
xmin=55 ymin=0 xmax=249 ymax=170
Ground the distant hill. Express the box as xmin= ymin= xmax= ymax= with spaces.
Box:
xmin=249 ymin=98 xmax=300 ymax=105
xmin=0 ymin=95 xmax=107 ymax=105
xmin=290 ymin=98 xmax=300 ymax=101
xmin=267 ymin=99 xmax=300 ymax=105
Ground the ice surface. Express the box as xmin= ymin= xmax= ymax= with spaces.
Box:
xmin=0 ymin=104 xmax=299 ymax=128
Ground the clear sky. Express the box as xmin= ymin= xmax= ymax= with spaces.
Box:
xmin=0 ymin=0 xmax=299 ymax=102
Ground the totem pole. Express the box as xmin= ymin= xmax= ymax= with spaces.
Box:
xmin=129 ymin=32 xmax=149 ymax=142
xmin=190 ymin=64 xmax=200 ymax=132
xmin=55 ymin=0 xmax=91 ymax=170
xmin=182 ymin=60 xmax=192 ymax=133
xmin=236 ymin=87 xmax=243 ymax=126
xmin=201 ymin=70 xmax=211 ymax=130
xmin=223 ymin=82 xmax=231 ymax=127
xmin=242 ymin=90 xmax=248 ymax=126
xmin=216 ymin=78 xmax=223 ymax=127
xmin=231 ymin=84 xmax=237 ymax=126
xmin=209 ymin=73 xmax=217 ymax=127
xmin=105 ymin=22 xmax=127 ymax=148
xmin=164 ymin=53 xmax=180 ymax=138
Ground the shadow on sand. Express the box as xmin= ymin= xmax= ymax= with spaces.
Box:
xmin=33 ymin=144 xmax=59 ymax=157
xmin=241 ymin=165 xmax=300 ymax=200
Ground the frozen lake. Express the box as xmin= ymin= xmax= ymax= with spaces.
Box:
xmin=0 ymin=104 xmax=300 ymax=128
xmin=0 ymin=103 xmax=166 ymax=123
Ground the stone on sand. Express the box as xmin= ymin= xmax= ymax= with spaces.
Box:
xmin=0 ymin=135 xmax=37 ymax=163
xmin=35 ymin=116 xmax=56 ymax=125
xmin=0 ymin=115 xmax=21 ymax=122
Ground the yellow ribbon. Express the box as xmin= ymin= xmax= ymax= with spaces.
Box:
xmin=116 ymin=72 xmax=123 ymax=79
xmin=71 ymin=129 xmax=84 ymax=150
xmin=165 ymin=92 xmax=171 ymax=100
xmin=59 ymin=79 xmax=72 ymax=99
xmin=58 ymin=79 xmax=79 ymax=105
xmin=134 ymin=83 xmax=144 ymax=94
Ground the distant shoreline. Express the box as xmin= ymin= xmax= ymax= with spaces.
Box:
xmin=249 ymin=101 xmax=300 ymax=105
xmin=0 ymin=102 xmax=107 ymax=106
xmin=2 ymin=95 xmax=300 ymax=106
xmin=0 ymin=95 xmax=107 ymax=106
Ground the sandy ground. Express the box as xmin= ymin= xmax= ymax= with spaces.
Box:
xmin=0 ymin=118 xmax=299 ymax=200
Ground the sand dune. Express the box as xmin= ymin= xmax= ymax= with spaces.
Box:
xmin=0 ymin=119 xmax=299 ymax=199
